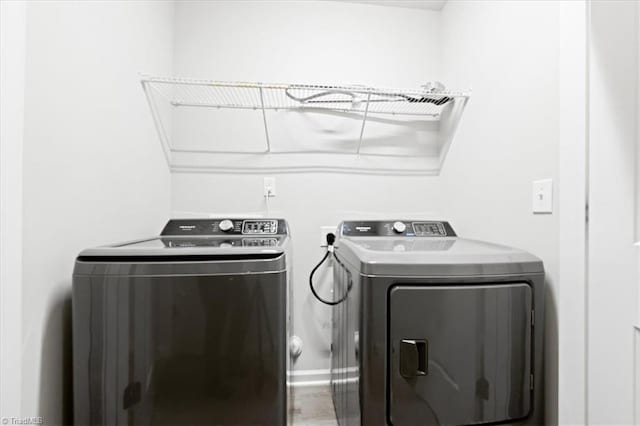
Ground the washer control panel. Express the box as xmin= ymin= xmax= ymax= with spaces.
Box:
xmin=161 ymin=218 xmax=286 ymax=236
xmin=341 ymin=220 xmax=456 ymax=237
xmin=413 ymin=222 xmax=447 ymax=237
xmin=159 ymin=237 xmax=280 ymax=248
xmin=242 ymin=219 xmax=278 ymax=235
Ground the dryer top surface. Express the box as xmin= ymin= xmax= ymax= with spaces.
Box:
xmin=336 ymin=220 xmax=543 ymax=276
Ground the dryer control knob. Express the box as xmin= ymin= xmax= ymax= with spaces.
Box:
xmin=219 ymin=219 xmax=234 ymax=232
xmin=392 ymin=221 xmax=407 ymax=234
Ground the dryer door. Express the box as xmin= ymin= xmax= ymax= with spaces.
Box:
xmin=388 ymin=283 xmax=532 ymax=426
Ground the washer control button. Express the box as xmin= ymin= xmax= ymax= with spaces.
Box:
xmin=219 ymin=219 xmax=234 ymax=232
xmin=392 ymin=221 xmax=407 ymax=234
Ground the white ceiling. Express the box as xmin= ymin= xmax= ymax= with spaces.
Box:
xmin=334 ymin=0 xmax=447 ymax=11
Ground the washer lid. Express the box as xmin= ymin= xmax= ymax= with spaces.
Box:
xmin=77 ymin=217 xmax=290 ymax=259
xmin=337 ymin=237 xmax=543 ymax=276
xmin=74 ymin=218 xmax=290 ymax=276
xmin=75 ymin=236 xmax=288 ymax=276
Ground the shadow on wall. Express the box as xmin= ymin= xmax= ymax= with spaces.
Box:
xmin=301 ymin=255 xmax=334 ymax=363
xmin=545 ymin=280 xmax=559 ymax=425
xmin=38 ymin=287 xmax=72 ymax=425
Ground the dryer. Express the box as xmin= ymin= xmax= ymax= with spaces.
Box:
xmin=73 ymin=218 xmax=292 ymax=425
xmin=331 ymin=220 xmax=544 ymax=426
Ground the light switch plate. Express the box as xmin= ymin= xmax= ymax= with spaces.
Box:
xmin=532 ymin=179 xmax=553 ymax=214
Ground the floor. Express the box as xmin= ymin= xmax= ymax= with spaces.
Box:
xmin=291 ymin=385 xmax=338 ymax=426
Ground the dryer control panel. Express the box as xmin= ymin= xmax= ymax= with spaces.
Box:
xmin=161 ymin=219 xmax=288 ymax=236
xmin=341 ymin=221 xmax=456 ymax=237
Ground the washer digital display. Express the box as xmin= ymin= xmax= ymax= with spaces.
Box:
xmin=242 ymin=220 xmax=278 ymax=235
xmin=412 ymin=222 xmax=447 ymax=237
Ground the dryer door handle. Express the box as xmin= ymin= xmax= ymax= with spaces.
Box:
xmin=399 ymin=339 xmax=428 ymax=378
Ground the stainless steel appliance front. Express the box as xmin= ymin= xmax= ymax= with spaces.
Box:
xmin=331 ymin=220 xmax=545 ymax=426
xmin=73 ymin=218 xmax=292 ymax=426
xmin=388 ymin=284 xmax=532 ymax=425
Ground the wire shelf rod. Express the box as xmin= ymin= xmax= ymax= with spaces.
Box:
xmin=141 ymin=76 xmax=468 ymax=98
xmin=167 ymin=102 xmax=441 ymax=117
xmin=357 ymin=92 xmax=372 ymax=155
xmin=258 ymin=86 xmax=271 ymax=153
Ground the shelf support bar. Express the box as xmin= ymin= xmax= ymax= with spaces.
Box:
xmin=141 ymin=81 xmax=172 ymax=167
xmin=258 ymin=87 xmax=271 ymax=153
xmin=356 ymin=93 xmax=372 ymax=155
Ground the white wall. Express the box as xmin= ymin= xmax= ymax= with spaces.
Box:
xmin=170 ymin=5 xmax=562 ymax=416
xmin=557 ymin=2 xmax=589 ymax=425
xmin=20 ymin=2 xmax=174 ymax=423
xmin=588 ymin=1 xmax=639 ymax=424
xmin=638 ymin=0 xmax=640 ymax=252
xmin=635 ymin=3 xmax=640 ymax=425
xmin=0 ymin=0 xmax=26 ymax=419
xmin=637 ymin=0 xmax=640 ymax=333
xmin=167 ymin=0 xmax=446 ymax=174
xmin=174 ymin=1 xmax=441 ymax=84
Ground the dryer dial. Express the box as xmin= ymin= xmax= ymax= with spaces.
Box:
xmin=219 ymin=219 xmax=234 ymax=232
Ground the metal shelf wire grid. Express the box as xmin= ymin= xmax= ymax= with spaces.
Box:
xmin=142 ymin=76 xmax=469 ymax=117
xmin=140 ymin=75 xmax=470 ymax=173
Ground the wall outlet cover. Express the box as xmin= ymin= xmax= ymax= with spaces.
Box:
xmin=320 ymin=225 xmax=338 ymax=246
xmin=264 ymin=177 xmax=276 ymax=197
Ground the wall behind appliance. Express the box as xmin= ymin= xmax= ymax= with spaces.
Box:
xmin=20 ymin=2 xmax=174 ymax=423
xmin=637 ymin=10 xmax=640 ymax=426
xmin=636 ymin=3 xmax=640 ymax=423
xmin=0 ymin=0 xmax=26 ymax=418
xmin=167 ymin=0 xmax=445 ymax=171
xmin=588 ymin=1 xmax=639 ymax=424
xmin=439 ymin=2 xmax=560 ymax=423
xmin=170 ymin=0 xmax=561 ymax=400
xmin=170 ymin=0 xmax=445 ymax=376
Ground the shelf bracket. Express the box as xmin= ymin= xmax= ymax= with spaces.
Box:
xmin=141 ymin=81 xmax=172 ymax=167
xmin=258 ymin=87 xmax=271 ymax=153
xmin=356 ymin=93 xmax=371 ymax=155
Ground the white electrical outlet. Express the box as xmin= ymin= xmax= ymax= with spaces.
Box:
xmin=320 ymin=225 xmax=338 ymax=246
xmin=264 ymin=177 xmax=276 ymax=197
xmin=532 ymin=179 xmax=553 ymax=214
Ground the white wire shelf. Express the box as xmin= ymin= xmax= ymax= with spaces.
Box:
xmin=141 ymin=75 xmax=470 ymax=174
xmin=142 ymin=76 xmax=468 ymax=117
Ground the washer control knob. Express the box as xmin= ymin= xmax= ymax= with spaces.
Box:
xmin=219 ymin=219 xmax=234 ymax=232
xmin=392 ymin=221 xmax=407 ymax=234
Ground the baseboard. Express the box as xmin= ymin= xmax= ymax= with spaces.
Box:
xmin=287 ymin=369 xmax=331 ymax=387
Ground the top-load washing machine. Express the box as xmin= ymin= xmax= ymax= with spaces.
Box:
xmin=73 ymin=218 xmax=292 ymax=426
xmin=330 ymin=220 xmax=545 ymax=426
